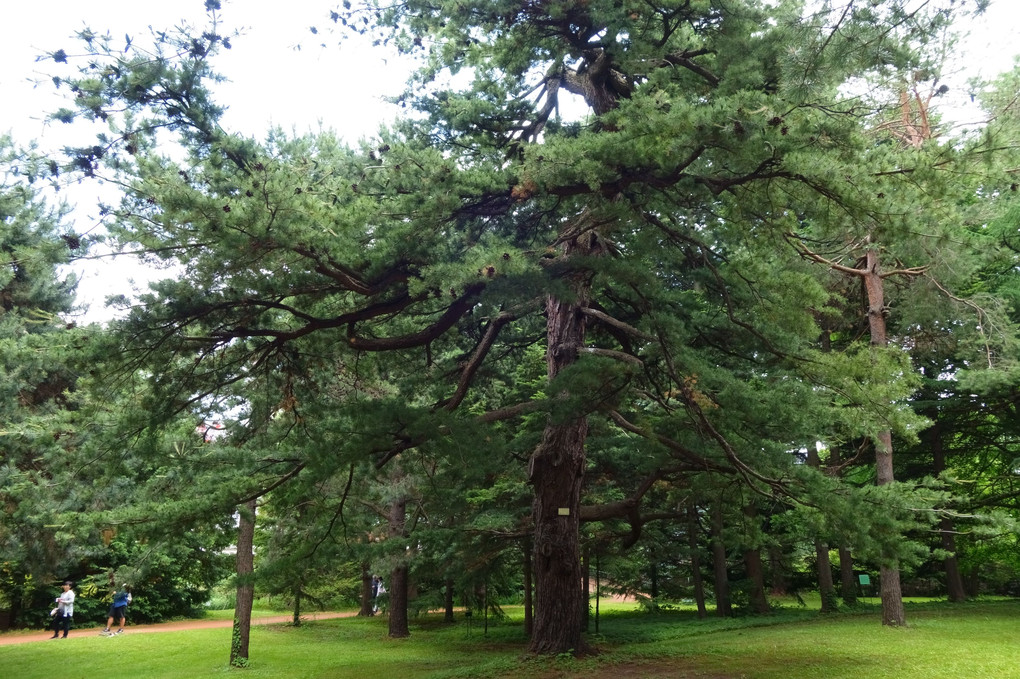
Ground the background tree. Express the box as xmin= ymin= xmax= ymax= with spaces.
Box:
xmin=0 ymin=134 xmax=85 ymax=628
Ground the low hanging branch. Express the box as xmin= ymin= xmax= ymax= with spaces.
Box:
xmin=443 ymin=302 xmax=537 ymax=411
xmin=607 ymin=410 xmax=732 ymax=474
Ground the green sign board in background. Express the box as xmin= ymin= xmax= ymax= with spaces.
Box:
xmin=859 ymin=574 xmax=871 ymax=586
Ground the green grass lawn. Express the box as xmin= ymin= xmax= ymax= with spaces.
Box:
xmin=2 ymin=599 xmax=1018 ymax=678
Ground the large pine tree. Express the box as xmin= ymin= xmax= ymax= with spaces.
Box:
xmin=48 ymin=0 xmax=993 ymax=654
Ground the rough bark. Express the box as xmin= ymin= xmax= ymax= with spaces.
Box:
xmin=528 ymin=409 xmax=587 ymax=653
xmin=230 ymin=499 xmax=256 ymax=668
xmin=388 ymin=494 xmax=410 ymax=638
xmin=527 ymin=234 xmax=600 ymax=655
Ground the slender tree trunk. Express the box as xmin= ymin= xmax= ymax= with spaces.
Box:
xmin=687 ymin=504 xmax=708 ymax=619
xmin=649 ymin=559 xmax=660 ymax=600
xmin=710 ymin=499 xmax=731 ymax=617
xmin=230 ymin=499 xmax=256 ymax=668
xmin=358 ymin=563 xmax=374 ymax=617
xmin=527 ymin=233 xmax=602 ymax=655
xmin=388 ymin=494 xmax=410 ymax=638
xmin=523 ymin=539 xmax=534 ymax=637
xmin=444 ymin=578 xmax=455 ymax=623
xmin=815 ymin=542 xmax=838 ymax=613
xmin=864 ymin=249 xmax=906 ymax=627
xmin=838 ymin=545 xmax=858 ymax=607
xmin=743 ymin=505 xmax=769 ymax=615
xmin=828 ymin=444 xmax=858 ymax=607
xmin=582 ymin=544 xmax=590 ymax=632
xmin=806 ymin=445 xmax=837 ymax=612
xmin=291 ymin=582 xmax=302 ymax=626
xmin=941 ymin=518 xmax=967 ymax=602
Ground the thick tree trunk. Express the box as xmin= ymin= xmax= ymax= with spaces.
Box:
xmin=528 ymin=413 xmax=587 ymax=654
xmin=687 ymin=504 xmax=708 ymax=619
xmin=388 ymin=495 xmax=410 ymax=638
xmin=710 ymin=499 xmax=731 ymax=617
xmin=389 ymin=563 xmax=409 ymax=636
xmin=230 ymin=499 xmax=256 ymax=668
xmin=527 ymin=234 xmax=599 ymax=655
xmin=878 ymin=563 xmax=905 ymax=625
xmin=865 ymin=249 xmax=906 ymax=627
xmin=358 ymin=563 xmax=374 ymax=617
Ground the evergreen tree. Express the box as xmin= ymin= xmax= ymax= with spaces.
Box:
xmin=0 ymin=135 xmax=84 ymax=627
xmin=46 ymin=0 xmax=1001 ymax=654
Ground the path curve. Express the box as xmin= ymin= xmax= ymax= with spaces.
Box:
xmin=0 ymin=611 xmax=357 ymax=646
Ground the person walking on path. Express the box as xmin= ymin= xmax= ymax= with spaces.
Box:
xmin=102 ymin=584 xmax=132 ymax=636
xmin=372 ymin=576 xmax=386 ymax=615
xmin=49 ymin=581 xmax=75 ymax=639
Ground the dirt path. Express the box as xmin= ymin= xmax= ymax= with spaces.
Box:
xmin=0 ymin=611 xmax=356 ymax=646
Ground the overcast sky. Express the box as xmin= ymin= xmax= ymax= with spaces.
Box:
xmin=0 ymin=1 xmax=408 ymax=144
xmin=0 ymin=0 xmax=410 ymax=321
xmin=0 ymin=0 xmax=1017 ymax=322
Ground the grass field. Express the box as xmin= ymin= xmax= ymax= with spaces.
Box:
xmin=2 ymin=598 xmax=1018 ymax=678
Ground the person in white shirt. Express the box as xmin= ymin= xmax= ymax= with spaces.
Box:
xmin=50 ymin=581 xmax=75 ymax=639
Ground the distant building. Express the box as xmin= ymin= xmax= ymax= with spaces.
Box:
xmin=196 ymin=421 xmax=226 ymax=443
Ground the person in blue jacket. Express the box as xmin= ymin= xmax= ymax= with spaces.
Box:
xmin=102 ymin=585 xmax=132 ymax=636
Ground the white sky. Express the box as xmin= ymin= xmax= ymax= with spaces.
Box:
xmin=0 ymin=0 xmax=1018 ymax=322
xmin=0 ymin=0 xmax=408 ymax=144
xmin=0 ymin=0 xmax=410 ymax=321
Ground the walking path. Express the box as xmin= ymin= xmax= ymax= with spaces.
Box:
xmin=0 ymin=611 xmax=355 ymax=646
